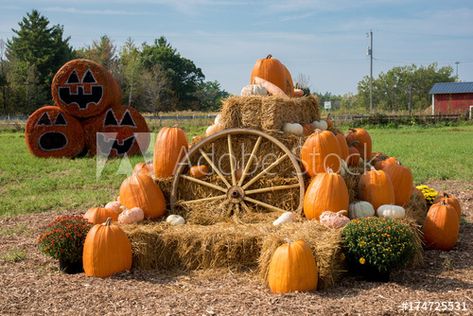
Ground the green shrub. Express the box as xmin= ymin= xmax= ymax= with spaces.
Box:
xmin=342 ymin=217 xmax=417 ymax=274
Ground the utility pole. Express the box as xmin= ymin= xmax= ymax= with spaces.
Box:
xmin=455 ymin=61 xmax=460 ymax=79
xmin=0 ymin=38 xmax=6 ymax=115
xmin=367 ymin=30 xmax=373 ymax=112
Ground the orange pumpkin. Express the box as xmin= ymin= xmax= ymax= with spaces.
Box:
xmin=189 ymin=165 xmax=209 ymax=178
xmin=434 ymin=192 xmax=461 ymax=219
xmin=267 ymin=239 xmax=318 ymax=293
xmin=83 ymin=218 xmax=132 ymax=278
xmin=347 ymin=146 xmax=360 ymax=167
xmin=358 ymin=168 xmax=395 ymax=209
xmin=326 ymin=114 xmax=334 ymax=130
xmin=301 ymin=130 xmax=342 ymax=176
xmin=153 ymin=127 xmax=189 ymax=178
xmin=345 ymin=128 xmax=372 ymax=160
xmin=333 ymin=131 xmax=349 ymax=160
xmin=383 ymin=163 xmax=413 ymax=206
xmin=51 ymin=59 xmax=121 ymax=118
xmin=374 ymin=156 xmax=397 ymax=170
xmin=25 ymin=105 xmax=85 ymax=158
xmin=119 ymin=172 xmax=166 ymax=219
xmin=303 ymin=170 xmax=349 ymax=220
xmin=133 ymin=162 xmax=154 ymax=176
xmin=423 ymin=201 xmax=459 ymax=250
xmin=303 ymin=123 xmax=315 ymax=136
xmin=250 ymin=54 xmax=294 ymax=97
xmin=83 ymin=207 xmax=119 ymax=224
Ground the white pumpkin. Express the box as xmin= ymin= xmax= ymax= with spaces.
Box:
xmin=118 ymin=207 xmax=144 ymax=224
xmin=349 ymin=201 xmax=375 ymax=219
xmin=272 ymin=212 xmax=294 ymax=226
xmin=214 ymin=114 xmax=221 ymax=125
xmin=205 ymin=124 xmax=224 ymax=137
xmin=240 ymin=84 xmax=268 ymax=96
xmin=312 ymin=120 xmax=328 ymax=130
xmin=320 ymin=210 xmax=350 ymax=229
xmin=376 ymin=204 xmax=406 ymax=219
xmin=166 ymin=214 xmax=186 ymax=225
xmin=105 ymin=201 xmax=121 ymax=213
xmin=282 ymin=123 xmax=304 ymax=136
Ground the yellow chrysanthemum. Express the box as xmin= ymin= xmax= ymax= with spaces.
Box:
xmin=359 ymin=257 xmax=366 ymax=265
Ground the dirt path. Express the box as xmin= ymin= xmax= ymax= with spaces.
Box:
xmin=1 ymin=181 xmax=472 ymax=315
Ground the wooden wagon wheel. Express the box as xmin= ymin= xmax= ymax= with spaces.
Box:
xmin=171 ymin=128 xmax=305 ymax=218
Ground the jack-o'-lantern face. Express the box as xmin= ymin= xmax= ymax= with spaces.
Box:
xmin=83 ymin=105 xmax=150 ymax=157
xmin=52 ymin=59 xmax=121 ymax=118
xmin=25 ymin=106 xmax=85 ymax=158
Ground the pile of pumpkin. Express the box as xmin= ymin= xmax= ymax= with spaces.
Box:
xmin=25 ymin=58 xmax=149 ymax=158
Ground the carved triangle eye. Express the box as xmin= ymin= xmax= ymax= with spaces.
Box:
xmin=104 ymin=110 xmax=118 ymax=126
xmin=66 ymin=71 xmax=80 ymax=84
xmin=37 ymin=112 xmax=51 ymax=126
xmin=55 ymin=113 xmax=67 ymax=125
xmin=82 ymin=69 xmax=97 ymax=83
xmin=120 ymin=111 xmax=136 ymax=127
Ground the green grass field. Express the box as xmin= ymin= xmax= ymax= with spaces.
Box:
xmin=1 ymin=125 xmax=472 ymax=216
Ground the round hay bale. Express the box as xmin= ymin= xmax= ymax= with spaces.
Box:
xmin=25 ymin=105 xmax=85 ymax=158
xmin=51 ymin=58 xmax=121 ymax=118
xmin=83 ymin=105 xmax=149 ymax=157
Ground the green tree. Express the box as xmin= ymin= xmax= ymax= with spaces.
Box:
xmin=194 ymin=80 xmax=229 ymax=111
xmin=76 ymin=35 xmax=116 ymax=70
xmin=118 ymin=38 xmax=142 ymax=106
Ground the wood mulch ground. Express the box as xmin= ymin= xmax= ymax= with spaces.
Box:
xmin=1 ymin=181 xmax=472 ymax=315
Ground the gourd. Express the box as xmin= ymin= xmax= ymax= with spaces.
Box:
xmin=334 ymin=131 xmax=349 ymax=160
xmin=383 ymin=163 xmax=414 ymax=206
xmin=293 ymin=89 xmax=304 ymax=97
xmin=250 ymin=54 xmax=294 ymax=96
xmin=83 ymin=207 xmax=118 ymax=224
xmin=348 ymin=201 xmax=375 ymax=219
xmin=118 ymin=207 xmax=144 ymax=224
xmin=347 ymin=146 xmax=360 ymax=167
xmin=253 ymin=76 xmax=287 ymax=97
xmin=376 ymin=204 xmax=406 ymax=219
xmin=282 ymin=123 xmax=303 ymax=136
xmin=311 ymin=120 xmax=328 ymax=131
xmin=358 ymin=167 xmax=395 ymax=209
xmin=303 ymin=123 xmax=315 ymax=136
xmin=82 ymin=218 xmax=132 ymax=278
xmin=272 ymin=212 xmax=294 ymax=226
xmin=346 ymin=128 xmax=372 ymax=159
xmin=326 ymin=114 xmax=334 ymax=129
xmin=423 ymin=201 xmax=459 ymax=250
xmin=166 ymin=214 xmax=186 ymax=225
xmin=267 ymin=240 xmax=318 ymax=293
xmin=434 ymin=192 xmax=461 ymax=219
xmin=104 ymin=201 xmax=121 ymax=214
xmin=374 ymin=156 xmax=397 ymax=170
xmin=320 ymin=210 xmax=350 ymax=229
xmin=133 ymin=162 xmax=153 ymax=176
xmin=214 ymin=114 xmax=221 ymax=125
xmin=240 ymin=84 xmax=268 ymax=96
xmin=153 ymin=127 xmax=188 ymax=178
xmin=301 ymin=130 xmax=342 ymax=176
xmin=206 ymin=124 xmax=224 ymax=137
xmin=189 ymin=165 xmax=209 ymax=178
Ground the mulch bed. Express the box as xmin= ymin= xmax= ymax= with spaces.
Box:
xmin=1 ymin=180 xmax=472 ymax=315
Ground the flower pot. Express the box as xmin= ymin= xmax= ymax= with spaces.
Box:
xmin=59 ymin=258 xmax=83 ymax=274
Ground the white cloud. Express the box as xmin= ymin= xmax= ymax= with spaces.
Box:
xmin=43 ymin=7 xmax=158 ymax=16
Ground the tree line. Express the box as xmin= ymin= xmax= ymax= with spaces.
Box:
xmin=0 ymin=10 xmax=229 ymax=115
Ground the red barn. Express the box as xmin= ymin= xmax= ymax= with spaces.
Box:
xmin=430 ymin=82 xmax=473 ymax=115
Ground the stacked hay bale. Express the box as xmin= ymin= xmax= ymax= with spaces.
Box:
xmin=25 ymin=58 xmax=149 ymax=158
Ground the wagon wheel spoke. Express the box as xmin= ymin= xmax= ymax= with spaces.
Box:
xmin=179 ymin=194 xmax=226 ymax=205
xmin=243 ymin=196 xmax=287 ymax=213
xmin=241 ymin=153 xmax=289 ymax=190
xmin=180 ymin=175 xmax=227 ymax=193
xmin=227 ymin=134 xmax=237 ymax=185
xmin=237 ymin=136 xmax=262 ymax=186
xmin=245 ymin=183 xmax=300 ymax=195
xmin=240 ymin=201 xmax=251 ymax=213
xmin=199 ymin=149 xmax=231 ymax=188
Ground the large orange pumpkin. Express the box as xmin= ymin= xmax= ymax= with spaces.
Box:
xmin=303 ymin=170 xmax=349 ymax=220
xmin=423 ymin=201 xmax=459 ymax=250
xmin=82 ymin=105 xmax=150 ymax=157
xmin=119 ymin=171 xmax=166 ymax=219
xmin=434 ymin=192 xmax=461 ymax=219
xmin=346 ymin=128 xmax=372 ymax=160
xmin=250 ymin=55 xmax=294 ymax=97
xmin=153 ymin=127 xmax=189 ymax=178
xmin=25 ymin=105 xmax=85 ymax=158
xmin=347 ymin=146 xmax=360 ymax=167
xmin=82 ymin=218 xmax=132 ymax=278
xmin=301 ymin=130 xmax=342 ymax=176
xmin=358 ymin=168 xmax=395 ymax=209
xmin=83 ymin=207 xmax=119 ymax=224
xmin=51 ymin=59 xmax=121 ymax=118
xmin=267 ymin=239 xmax=318 ymax=293
xmin=374 ymin=156 xmax=398 ymax=170
xmin=333 ymin=131 xmax=349 ymax=160
xmin=383 ymin=163 xmax=413 ymax=206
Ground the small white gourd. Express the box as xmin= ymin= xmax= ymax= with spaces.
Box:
xmin=312 ymin=120 xmax=328 ymax=130
xmin=272 ymin=212 xmax=294 ymax=226
xmin=105 ymin=201 xmax=121 ymax=213
xmin=240 ymin=84 xmax=268 ymax=96
xmin=283 ymin=123 xmax=304 ymax=136
xmin=214 ymin=114 xmax=221 ymax=125
xmin=118 ymin=207 xmax=145 ymax=224
xmin=349 ymin=201 xmax=375 ymax=219
xmin=376 ymin=204 xmax=406 ymax=219
xmin=166 ymin=214 xmax=186 ymax=225
xmin=320 ymin=210 xmax=350 ymax=229
xmin=205 ymin=124 xmax=224 ymax=137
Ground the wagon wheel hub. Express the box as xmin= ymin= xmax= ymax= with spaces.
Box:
xmin=227 ymin=186 xmax=245 ymax=204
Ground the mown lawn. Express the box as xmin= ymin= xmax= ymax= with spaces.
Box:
xmin=0 ymin=125 xmax=472 ymax=216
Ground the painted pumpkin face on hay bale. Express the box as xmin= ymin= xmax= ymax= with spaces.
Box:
xmin=51 ymin=59 xmax=121 ymax=118
xmin=25 ymin=106 xmax=85 ymax=158
xmin=83 ymin=105 xmax=149 ymax=157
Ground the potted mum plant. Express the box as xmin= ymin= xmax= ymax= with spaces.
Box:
xmin=37 ymin=215 xmax=91 ymax=274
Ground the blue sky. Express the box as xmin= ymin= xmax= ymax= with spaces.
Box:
xmin=1 ymin=0 xmax=472 ymax=95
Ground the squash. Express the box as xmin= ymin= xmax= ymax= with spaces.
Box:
xmin=434 ymin=192 xmax=461 ymax=219
xmin=374 ymin=156 xmax=397 ymax=170
xmin=383 ymin=163 xmax=413 ymax=206
xmin=267 ymin=239 xmax=318 ymax=293
xmin=214 ymin=114 xmax=221 ymax=125
xmin=104 ymin=201 xmax=121 ymax=214
xmin=320 ymin=210 xmax=350 ymax=229
xmin=82 ymin=218 xmax=132 ymax=278
xmin=272 ymin=212 xmax=294 ymax=226
xmin=311 ymin=120 xmax=328 ymax=131
xmin=347 ymin=146 xmax=360 ymax=167
xmin=303 ymin=123 xmax=315 ymax=136
xmin=283 ymin=123 xmax=303 ymax=136
xmin=240 ymin=84 xmax=268 ymax=96
xmin=205 ymin=124 xmax=224 ymax=137
xmin=376 ymin=204 xmax=406 ymax=219
xmin=83 ymin=207 xmax=118 ymax=224
xmin=189 ymin=165 xmax=209 ymax=178
xmin=250 ymin=54 xmax=294 ymax=97
xmin=358 ymin=167 xmax=395 ymax=209
xmin=348 ymin=201 xmax=375 ymax=219
xmin=346 ymin=128 xmax=372 ymax=159
xmin=326 ymin=114 xmax=334 ymax=130
xmin=153 ymin=127 xmax=188 ymax=178
xmin=333 ymin=130 xmax=349 ymax=160
xmin=119 ymin=172 xmax=166 ymax=219
xmin=133 ymin=162 xmax=154 ymax=176
xmin=293 ymin=89 xmax=304 ymax=97
xmin=301 ymin=130 xmax=342 ymax=176
xmin=423 ymin=201 xmax=459 ymax=250
xmin=253 ymin=76 xmax=287 ymax=97
xmin=166 ymin=214 xmax=186 ymax=225
xmin=303 ymin=170 xmax=349 ymax=220
xmin=118 ymin=207 xmax=144 ymax=224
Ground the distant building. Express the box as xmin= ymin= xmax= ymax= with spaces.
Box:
xmin=429 ymin=82 xmax=473 ymax=115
